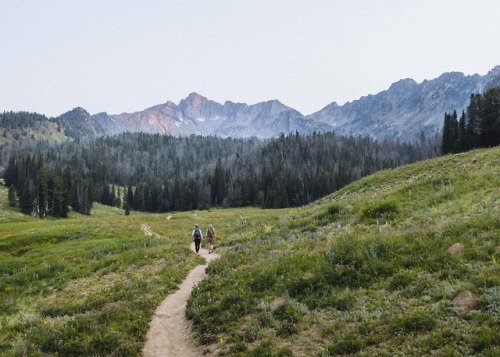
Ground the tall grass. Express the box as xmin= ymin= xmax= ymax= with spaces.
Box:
xmin=0 ymin=190 xmax=283 ymax=356
xmin=186 ymin=147 xmax=500 ymax=356
xmin=1 ymin=147 xmax=498 ymax=355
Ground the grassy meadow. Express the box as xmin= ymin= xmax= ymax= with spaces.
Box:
xmin=186 ymin=147 xmax=500 ymax=356
xmin=1 ymin=147 xmax=499 ymax=356
xmin=0 ymin=184 xmax=286 ymax=356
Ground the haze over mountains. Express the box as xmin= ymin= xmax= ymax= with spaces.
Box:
xmin=52 ymin=65 xmax=500 ymax=141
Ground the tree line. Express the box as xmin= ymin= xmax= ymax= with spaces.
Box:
xmin=1 ymin=127 xmax=440 ymax=216
xmin=3 ymin=153 xmax=93 ymax=217
xmin=0 ymin=111 xmax=50 ymax=130
xmin=442 ymin=87 xmax=500 ymax=154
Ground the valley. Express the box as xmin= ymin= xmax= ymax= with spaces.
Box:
xmin=1 ymin=147 xmax=498 ymax=355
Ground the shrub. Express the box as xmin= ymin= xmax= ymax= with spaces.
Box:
xmin=389 ymin=271 xmax=415 ymax=291
xmin=316 ymin=289 xmax=355 ymax=311
xmin=316 ymin=203 xmax=343 ymax=222
xmin=273 ymin=299 xmax=307 ymax=323
xmin=476 ymin=287 xmax=500 ymax=323
xmin=229 ymin=339 xmax=247 ymax=353
xmin=329 ymin=237 xmax=364 ymax=268
xmin=327 ymin=204 xmax=343 ymax=216
xmin=325 ymin=333 xmax=362 ymax=355
xmin=472 ymin=328 xmax=500 ymax=353
xmin=248 ymin=340 xmax=275 ymax=357
xmin=276 ymin=321 xmax=298 ymax=337
xmin=276 ymin=347 xmax=294 ymax=356
xmin=259 ymin=311 xmax=275 ymax=327
xmin=390 ymin=311 xmax=437 ymax=335
xmin=361 ymin=201 xmax=399 ymax=222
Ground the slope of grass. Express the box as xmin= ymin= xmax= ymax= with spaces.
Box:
xmin=0 ymin=185 xmax=285 ymax=356
xmin=0 ymin=120 xmax=68 ymax=146
xmin=186 ymin=147 xmax=500 ymax=356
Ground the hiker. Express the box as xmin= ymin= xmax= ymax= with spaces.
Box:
xmin=192 ymin=224 xmax=203 ymax=253
xmin=206 ymin=224 xmax=216 ymax=253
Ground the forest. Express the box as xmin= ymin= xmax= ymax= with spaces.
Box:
xmin=442 ymin=87 xmax=500 ymax=154
xmin=0 ymin=127 xmax=440 ymax=217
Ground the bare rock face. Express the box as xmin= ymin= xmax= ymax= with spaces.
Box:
xmin=446 ymin=243 xmax=465 ymax=255
xmin=452 ymin=290 xmax=477 ymax=311
xmin=306 ymin=66 xmax=500 ymax=141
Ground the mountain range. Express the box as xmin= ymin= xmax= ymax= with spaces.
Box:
xmin=48 ymin=65 xmax=500 ymax=141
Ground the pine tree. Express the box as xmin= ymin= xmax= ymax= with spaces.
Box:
xmin=442 ymin=111 xmax=459 ymax=154
xmin=3 ymin=155 xmax=18 ymax=188
xmin=19 ymin=179 xmax=33 ymax=214
xmin=211 ymin=159 xmax=226 ymax=206
xmin=8 ymin=184 xmax=17 ymax=207
xmin=450 ymin=110 xmax=459 ymax=153
xmin=457 ymin=111 xmax=467 ymax=152
xmin=116 ymin=186 xmax=122 ymax=207
xmin=479 ymin=87 xmax=500 ymax=147
xmin=466 ymin=94 xmax=481 ymax=150
xmin=37 ymin=168 xmax=50 ymax=217
xmin=125 ymin=185 xmax=134 ymax=212
xmin=73 ymin=179 xmax=92 ymax=215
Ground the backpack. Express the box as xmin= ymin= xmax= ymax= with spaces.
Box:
xmin=207 ymin=227 xmax=214 ymax=238
xmin=194 ymin=228 xmax=201 ymax=238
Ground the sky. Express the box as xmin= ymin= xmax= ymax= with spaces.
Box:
xmin=1 ymin=0 xmax=500 ymax=117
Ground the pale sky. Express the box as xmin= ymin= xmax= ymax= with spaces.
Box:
xmin=1 ymin=0 xmax=500 ymax=117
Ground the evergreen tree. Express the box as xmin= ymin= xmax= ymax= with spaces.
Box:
xmin=441 ymin=113 xmax=451 ymax=154
xmin=479 ymin=87 xmax=500 ymax=147
xmin=3 ymin=155 xmax=18 ymax=188
xmin=457 ymin=111 xmax=467 ymax=152
xmin=450 ymin=110 xmax=459 ymax=153
xmin=8 ymin=184 xmax=17 ymax=206
xmin=37 ymin=167 xmax=50 ymax=217
xmin=442 ymin=111 xmax=459 ymax=154
xmin=466 ymin=93 xmax=481 ymax=150
xmin=115 ymin=186 xmax=122 ymax=207
xmin=211 ymin=159 xmax=226 ymax=206
xmin=72 ymin=179 xmax=92 ymax=215
xmin=125 ymin=185 xmax=134 ymax=212
xmin=19 ymin=179 xmax=33 ymax=215
xmin=444 ymin=87 xmax=500 ymax=153
xmin=48 ymin=173 xmax=66 ymax=218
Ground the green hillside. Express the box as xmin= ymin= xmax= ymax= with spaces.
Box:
xmin=187 ymin=147 xmax=500 ymax=356
xmin=0 ymin=147 xmax=498 ymax=356
xmin=0 ymin=112 xmax=69 ymax=146
xmin=0 ymin=121 xmax=68 ymax=145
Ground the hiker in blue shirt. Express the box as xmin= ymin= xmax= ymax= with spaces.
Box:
xmin=192 ymin=224 xmax=203 ymax=253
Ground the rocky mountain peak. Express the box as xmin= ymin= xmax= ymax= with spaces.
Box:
xmin=181 ymin=92 xmax=207 ymax=107
xmin=487 ymin=65 xmax=500 ymax=76
xmin=388 ymin=78 xmax=418 ymax=92
xmin=54 ymin=65 xmax=499 ymax=141
xmin=158 ymin=101 xmax=179 ymax=116
xmin=60 ymin=107 xmax=91 ymax=120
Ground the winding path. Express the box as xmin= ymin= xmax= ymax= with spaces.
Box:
xmin=142 ymin=225 xmax=219 ymax=357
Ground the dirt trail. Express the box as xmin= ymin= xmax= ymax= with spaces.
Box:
xmin=142 ymin=228 xmax=219 ymax=357
xmin=141 ymin=224 xmax=158 ymax=237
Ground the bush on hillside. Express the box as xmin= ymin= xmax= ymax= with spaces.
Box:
xmin=361 ymin=201 xmax=399 ymax=222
